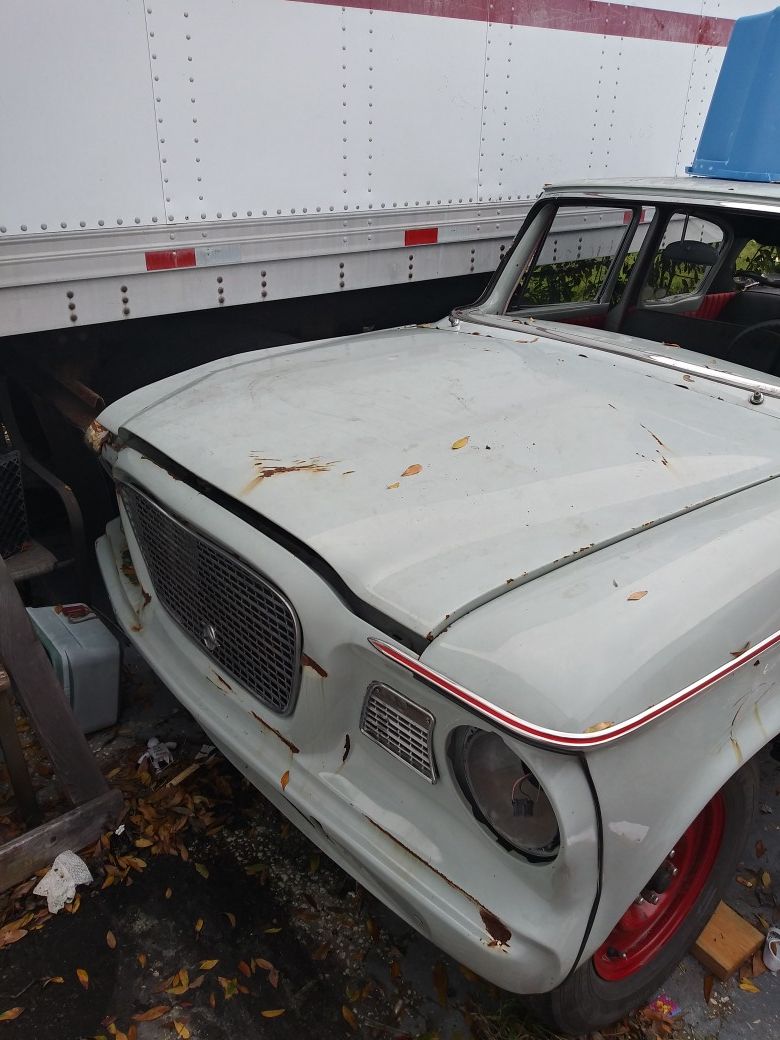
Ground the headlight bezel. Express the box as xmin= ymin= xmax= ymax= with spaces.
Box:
xmin=449 ymin=726 xmax=561 ymax=862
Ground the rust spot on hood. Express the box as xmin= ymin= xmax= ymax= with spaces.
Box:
xmin=243 ymin=455 xmax=336 ymax=494
xmin=364 ymin=816 xmax=510 ymax=947
xmin=84 ymin=420 xmax=109 ymax=454
xmin=302 ymin=654 xmax=328 ymax=679
xmin=480 ymin=908 xmax=512 ymax=946
xmin=251 ymin=711 xmax=300 ymax=755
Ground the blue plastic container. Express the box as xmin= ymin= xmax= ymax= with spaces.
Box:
xmin=688 ymin=8 xmax=780 ymax=182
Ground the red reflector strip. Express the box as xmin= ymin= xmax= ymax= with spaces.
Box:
xmin=405 ymin=227 xmax=438 ymax=247
xmin=145 ymin=248 xmax=197 ymax=272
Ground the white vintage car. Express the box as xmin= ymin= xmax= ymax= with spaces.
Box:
xmin=92 ymin=176 xmax=780 ymax=1032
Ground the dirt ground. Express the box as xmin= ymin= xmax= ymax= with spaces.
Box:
xmin=1 ymin=653 xmax=779 ymax=1040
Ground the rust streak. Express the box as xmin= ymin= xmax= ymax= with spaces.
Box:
xmin=640 ymin=423 xmax=666 ymax=449
xmin=364 ymin=816 xmax=510 ymax=946
xmin=251 ymin=711 xmax=300 ymax=755
xmin=302 ymin=654 xmax=328 ymax=679
xmin=214 ymin=673 xmax=232 ymax=692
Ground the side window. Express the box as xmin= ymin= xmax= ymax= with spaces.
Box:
xmin=640 ymin=214 xmax=724 ymax=304
xmin=509 ymin=206 xmax=634 ymax=310
xmin=734 ymin=239 xmax=780 ymax=281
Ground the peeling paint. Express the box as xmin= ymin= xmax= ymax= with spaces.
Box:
xmin=302 ymin=654 xmax=328 ymax=679
xmin=364 ymin=816 xmax=510 ymax=947
xmin=342 ymin=734 xmax=351 ymax=763
xmin=250 ymin=710 xmax=300 ymax=755
xmin=243 ymin=455 xmax=336 ymax=494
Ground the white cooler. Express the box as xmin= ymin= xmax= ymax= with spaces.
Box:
xmin=26 ymin=604 xmax=120 ymax=733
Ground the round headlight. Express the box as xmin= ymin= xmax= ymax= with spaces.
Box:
xmin=456 ymin=729 xmax=559 ymax=860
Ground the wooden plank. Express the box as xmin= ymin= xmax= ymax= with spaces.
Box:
xmin=0 ymin=683 xmax=40 ymax=825
xmin=0 ymin=788 xmax=122 ymax=894
xmin=0 ymin=555 xmax=107 ymax=807
xmin=693 ymin=901 xmax=765 ymax=981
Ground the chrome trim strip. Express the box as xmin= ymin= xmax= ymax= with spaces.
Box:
xmin=369 ymin=630 xmax=780 ymax=750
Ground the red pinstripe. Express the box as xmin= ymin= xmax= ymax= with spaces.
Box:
xmin=368 ymin=630 xmax=780 ymax=749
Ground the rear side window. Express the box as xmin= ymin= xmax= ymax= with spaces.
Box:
xmin=509 ymin=206 xmax=634 ymax=309
xmin=640 ymin=213 xmax=725 ymax=304
xmin=734 ymin=239 xmax=780 ymax=281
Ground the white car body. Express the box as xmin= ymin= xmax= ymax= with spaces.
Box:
xmin=94 ymin=176 xmax=780 ymax=995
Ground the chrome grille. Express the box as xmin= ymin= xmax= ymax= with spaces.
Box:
xmin=360 ymin=683 xmax=436 ymax=782
xmin=119 ymin=483 xmax=301 ymax=714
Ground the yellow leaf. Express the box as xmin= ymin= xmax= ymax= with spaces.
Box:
xmin=386 ymin=482 xmax=400 ymax=490
xmin=195 ymin=863 xmax=209 ymax=879
xmin=134 ymin=838 xmax=154 ymax=848
xmin=106 ymin=930 xmax=117 ymax=950
xmin=132 ymin=1006 xmax=169 ymax=1022
xmin=261 ymin=1009 xmax=286 ymax=1019
xmin=173 ymin=1021 xmax=191 ymax=1039
xmin=342 ymin=1005 xmax=358 ymax=1032
xmin=195 ymin=918 xmax=204 ymax=934
xmin=199 ymin=959 xmax=218 ymax=970
xmin=137 ymin=953 xmax=147 ymax=968
xmin=165 ymin=887 xmax=172 ymax=899
xmin=739 ymin=979 xmax=760 ymax=993
xmin=627 ymin=590 xmax=648 ymax=601
xmin=280 ymin=770 xmax=290 ymax=791
xmin=264 ymin=926 xmax=282 ymax=934
xmin=401 ymin=464 xmax=422 ymax=477
xmin=77 ymin=968 xmax=89 ymax=990
xmin=451 ymin=436 xmax=469 ymax=450
xmin=762 ymin=870 xmax=772 ymax=887
xmin=224 ymin=912 xmax=236 ymax=928
xmin=0 ymin=1008 xmax=23 ymax=1021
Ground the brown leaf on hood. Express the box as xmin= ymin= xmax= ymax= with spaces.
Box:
xmin=401 ymin=464 xmax=422 ymax=477
xmin=627 ymin=590 xmax=648 ymax=601
xmin=451 ymin=436 xmax=469 ymax=450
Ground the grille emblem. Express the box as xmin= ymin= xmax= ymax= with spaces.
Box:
xmin=201 ymin=623 xmax=219 ymax=652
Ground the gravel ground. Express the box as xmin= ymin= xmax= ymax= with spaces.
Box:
xmin=1 ymin=653 xmax=778 ymax=1040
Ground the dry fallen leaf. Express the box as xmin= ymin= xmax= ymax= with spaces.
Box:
xmin=106 ymin=930 xmax=117 ymax=950
xmin=401 ymin=464 xmax=422 ymax=477
xmin=756 ymin=839 xmax=767 ymax=858
xmin=433 ymin=961 xmax=448 ymax=1007
xmin=703 ymin=974 xmax=714 ymax=1004
xmin=195 ymin=918 xmax=204 ymax=934
xmin=341 ymin=1005 xmax=358 ymax=1032
xmin=280 ymin=770 xmax=290 ymax=791
xmin=165 ymin=887 xmax=173 ymax=900
xmin=173 ymin=1021 xmax=191 ymax=1039
xmin=0 ymin=1008 xmax=24 ymax=1021
xmin=584 ymin=721 xmax=614 ymax=733
xmin=264 ymin=926 xmax=282 ymax=934
xmin=132 ymin=1007 xmax=169 ymax=1022
xmin=737 ymin=875 xmax=756 ymax=888
xmin=269 ymin=967 xmax=280 ymax=989
xmin=0 ymin=929 xmax=27 ymax=949
xmin=224 ymin=912 xmax=236 ymax=928
xmin=762 ymin=870 xmax=772 ymax=887
xmin=199 ymin=959 xmax=218 ymax=970
xmin=739 ymin=978 xmax=760 ymax=993
xmin=261 ymin=1009 xmax=286 ymax=1019
xmin=451 ymin=436 xmax=469 ymax=450
xmin=238 ymin=961 xmax=251 ymax=978
xmin=218 ymin=977 xmax=238 ymax=1001
xmin=195 ymin=863 xmax=209 ymax=880
xmin=254 ymin=958 xmax=274 ymax=971
xmin=386 ymin=482 xmax=400 ymax=490
xmin=627 ymin=590 xmax=648 ymax=601
xmin=42 ymin=977 xmax=63 ymax=987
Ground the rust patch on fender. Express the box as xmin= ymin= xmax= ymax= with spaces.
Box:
xmin=364 ymin=816 xmax=510 ymax=947
xmin=480 ymin=908 xmax=512 ymax=947
xmin=302 ymin=654 xmax=328 ymax=679
xmin=251 ymin=711 xmax=300 ymax=755
xmin=243 ymin=455 xmax=336 ymax=494
xmin=214 ymin=673 xmax=232 ymax=692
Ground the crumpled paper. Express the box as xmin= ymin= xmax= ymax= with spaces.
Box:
xmin=33 ymin=851 xmax=93 ymax=913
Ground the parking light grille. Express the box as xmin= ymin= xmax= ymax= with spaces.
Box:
xmin=119 ymin=483 xmax=301 ymax=714
xmin=360 ymin=683 xmax=436 ymax=782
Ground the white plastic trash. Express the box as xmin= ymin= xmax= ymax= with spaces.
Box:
xmin=26 ymin=604 xmax=120 ymax=733
xmin=138 ymin=736 xmax=176 ymax=773
xmin=33 ymin=851 xmax=93 ymax=913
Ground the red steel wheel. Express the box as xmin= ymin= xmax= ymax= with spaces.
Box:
xmin=594 ymin=793 xmax=725 ymax=980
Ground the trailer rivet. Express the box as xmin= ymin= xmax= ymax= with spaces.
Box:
xmin=0 ymin=227 xmax=5 ymax=234
xmin=121 ymin=286 xmax=127 ymax=293
xmin=66 ymin=291 xmax=74 ymax=299
xmin=70 ymin=314 xmax=78 ymax=322
xmin=122 ymin=296 xmax=129 ymax=305
xmin=60 ymin=222 xmax=66 ymax=229
xmin=98 ymin=220 xmax=104 ymax=227
xmin=217 ymin=276 xmax=223 ymax=284
xmin=41 ymin=223 xmax=47 ymax=230
xmin=750 ymin=391 xmax=765 ymax=406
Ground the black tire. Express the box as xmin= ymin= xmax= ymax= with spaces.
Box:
xmin=529 ymin=760 xmax=758 ymax=1036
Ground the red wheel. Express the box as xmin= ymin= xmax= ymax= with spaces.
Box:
xmin=528 ymin=762 xmax=757 ymax=1035
xmin=593 ymin=793 xmax=725 ymax=980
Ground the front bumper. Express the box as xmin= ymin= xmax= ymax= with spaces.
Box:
xmin=97 ymin=454 xmax=599 ymax=993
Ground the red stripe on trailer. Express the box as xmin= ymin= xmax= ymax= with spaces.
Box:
xmin=145 ymin=248 xmax=197 ymax=272
xmin=405 ymin=227 xmax=438 ymax=247
xmin=292 ymin=0 xmax=734 ymax=47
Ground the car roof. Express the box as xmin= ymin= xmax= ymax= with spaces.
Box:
xmin=543 ymin=176 xmax=780 ymax=212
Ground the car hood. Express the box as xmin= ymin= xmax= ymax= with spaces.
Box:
xmin=102 ymin=324 xmax=780 ymax=637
